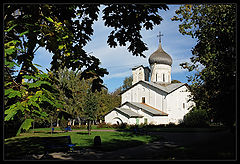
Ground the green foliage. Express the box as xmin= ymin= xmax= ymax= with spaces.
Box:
xmin=4 ymin=39 xmax=62 ymax=134
xmin=54 ymin=68 xmax=121 ymax=125
xmin=122 ymin=76 xmax=133 ymax=91
xmin=84 ymin=90 xmax=98 ymax=121
xmin=172 ymin=4 xmax=236 ymax=127
xmin=16 ymin=119 xmax=34 ymax=136
xmin=182 ymin=108 xmax=209 ymax=128
xmin=4 ymin=4 xmax=168 ymax=92
xmin=171 ymin=79 xmax=181 ymax=83
xmin=103 ymin=4 xmax=169 ymax=57
xmin=59 ymin=117 xmax=68 ymax=131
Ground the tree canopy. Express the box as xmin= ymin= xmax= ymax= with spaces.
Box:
xmin=172 ymin=4 xmax=236 ymax=127
xmin=4 ymin=4 xmax=169 ymax=135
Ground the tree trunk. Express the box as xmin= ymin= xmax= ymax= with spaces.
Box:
xmin=50 ymin=117 xmax=53 ymax=135
xmin=32 ymin=120 xmax=35 ymax=133
xmin=57 ymin=118 xmax=59 ymax=127
xmin=87 ymin=120 xmax=91 ymax=135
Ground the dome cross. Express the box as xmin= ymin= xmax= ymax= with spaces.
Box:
xmin=157 ymin=31 xmax=163 ymax=44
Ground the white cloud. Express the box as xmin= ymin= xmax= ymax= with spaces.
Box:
xmin=104 ymin=70 xmax=132 ymax=80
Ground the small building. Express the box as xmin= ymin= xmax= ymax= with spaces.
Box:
xmin=105 ymin=34 xmax=195 ymax=125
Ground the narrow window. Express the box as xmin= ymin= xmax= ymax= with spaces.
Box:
xmin=144 ymin=118 xmax=148 ymax=124
xmin=156 ymin=74 xmax=158 ymax=82
xmin=142 ymin=97 xmax=145 ymax=103
xmin=163 ymin=74 xmax=165 ymax=82
xmin=183 ymin=103 xmax=185 ymax=109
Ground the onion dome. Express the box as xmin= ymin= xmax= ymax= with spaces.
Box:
xmin=148 ymin=43 xmax=172 ymax=66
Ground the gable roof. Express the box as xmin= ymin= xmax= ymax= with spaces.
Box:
xmin=132 ymin=65 xmax=151 ymax=71
xmin=120 ymin=80 xmax=186 ymax=95
xmin=115 ymin=108 xmax=143 ymax=118
xmin=122 ymin=102 xmax=168 ymax=116
xmin=105 ymin=107 xmax=143 ymax=118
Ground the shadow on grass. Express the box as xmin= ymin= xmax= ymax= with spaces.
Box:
xmin=100 ymin=139 xmax=145 ymax=151
xmin=76 ymin=132 xmax=89 ymax=135
xmin=4 ymin=136 xmax=71 ymax=160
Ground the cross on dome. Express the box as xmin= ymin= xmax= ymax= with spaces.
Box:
xmin=157 ymin=31 xmax=163 ymax=43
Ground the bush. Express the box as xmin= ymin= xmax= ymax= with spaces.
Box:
xmin=181 ymin=108 xmax=209 ymax=128
xmin=71 ymin=124 xmax=86 ymax=129
xmin=96 ymin=122 xmax=112 ymax=128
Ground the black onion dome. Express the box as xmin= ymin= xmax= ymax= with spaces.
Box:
xmin=148 ymin=43 xmax=172 ymax=66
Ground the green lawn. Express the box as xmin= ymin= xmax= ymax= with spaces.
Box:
xmin=4 ymin=126 xmax=234 ymax=160
xmin=4 ymin=129 xmax=162 ymax=159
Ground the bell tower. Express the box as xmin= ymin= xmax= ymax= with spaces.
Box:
xmin=132 ymin=65 xmax=150 ymax=85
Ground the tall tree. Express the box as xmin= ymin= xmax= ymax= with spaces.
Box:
xmin=84 ymin=89 xmax=98 ymax=135
xmin=172 ymin=4 xmax=236 ymax=127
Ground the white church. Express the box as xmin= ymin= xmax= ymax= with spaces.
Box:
xmin=105 ymin=34 xmax=195 ymax=125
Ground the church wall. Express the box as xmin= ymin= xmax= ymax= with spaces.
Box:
xmin=166 ymin=85 xmax=194 ymax=124
xmin=153 ymin=116 xmax=169 ymax=124
xmin=122 ymin=82 xmax=167 ymax=111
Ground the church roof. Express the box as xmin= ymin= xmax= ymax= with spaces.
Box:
xmin=132 ymin=65 xmax=150 ymax=71
xmin=116 ymin=108 xmax=143 ymax=118
xmin=122 ymin=102 xmax=168 ymax=116
xmin=144 ymin=81 xmax=186 ymax=93
xmin=148 ymin=43 xmax=172 ymax=66
xmin=120 ymin=80 xmax=187 ymax=95
xmin=112 ymin=108 xmax=143 ymax=118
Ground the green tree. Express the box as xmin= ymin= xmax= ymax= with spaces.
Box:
xmin=171 ymin=79 xmax=181 ymax=83
xmin=172 ymin=4 xmax=236 ymax=127
xmin=122 ymin=76 xmax=133 ymax=91
xmin=84 ymin=89 xmax=99 ymax=135
xmin=53 ymin=67 xmax=89 ymax=126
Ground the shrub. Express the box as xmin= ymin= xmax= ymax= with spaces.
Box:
xmin=71 ymin=124 xmax=86 ymax=129
xmin=166 ymin=122 xmax=177 ymax=128
xmin=96 ymin=122 xmax=112 ymax=128
xmin=182 ymin=107 xmax=209 ymax=128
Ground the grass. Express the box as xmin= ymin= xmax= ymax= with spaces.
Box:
xmin=4 ymin=129 xmax=162 ymax=159
xmin=5 ymin=126 xmax=234 ymax=160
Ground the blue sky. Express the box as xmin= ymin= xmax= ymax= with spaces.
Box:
xmin=33 ymin=4 xmax=198 ymax=93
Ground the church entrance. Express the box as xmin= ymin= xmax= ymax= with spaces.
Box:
xmin=112 ymin=117 xmax=123 ymax=125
